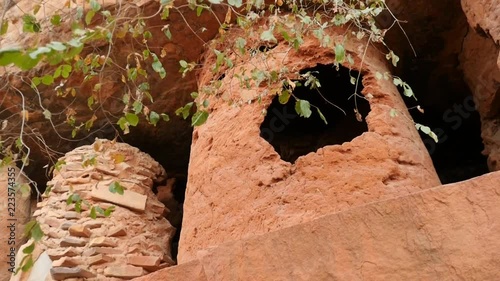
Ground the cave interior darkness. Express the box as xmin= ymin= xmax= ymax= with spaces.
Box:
xmin=260 ymin=64 xmax=370 ymax=163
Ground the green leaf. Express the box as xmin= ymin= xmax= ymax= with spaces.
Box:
xmin=161 ymin=113 xmax=170 ymax=122
xmin=175 ymin=102 xmax=193 ymax=119
xmin=161 ymin=6 xmax=170 ymax=20
xmin=402 ymin=82 xmax=416 ymax=100
xmin=75 ymin=201 xmax=82 ymax=213
xmin=260 ymin=28 xmax=277 ymax=43
xmin=415 ymin=123 xmax=438 ymax=143
xmin=151 ymin=54 xmax=166 ymax=78
xmin=335 ymin=44 xmax=345 ymax=63
xmin=163 ymin=26 xmax=172 ymax=39
xmin=132 ymin=100 xmax=143 ymax=114
xmin=386 ymin=50 xmax=399 ymax=67
xmin=0 ymin=48 xmax=23 ymax=66
xmin=393 ymin=77 xmax=403 ymax=87
xmin=104 ymin=205 xmax=115 ymax=216
xmin=317 ymin=108 xmax=328 ymax=124
xmin=90 ymin=0 xmax=101 ymax=11
xmin=228 ymin=0 xmax=243 ymax=7
xmin=295 ymin=99 xmax=312 ymax=118
xmin=43 ymin=109 xmax=52 ymax=120
xmin=23 ymin=221 xmax=36 ymax=238
xmin=196 ymin=6 xmax=204 ymax=17
xmin=41 ymin=75 xmax=54 ymax=85
xmin=389 ymin=108 xmax=398 ymax=117
xmin=90 ymin=207 xmax=97 ymax=219
xmin=95 ymin=206 xmax=104 ymax=215
xmin=61 ymin=64 xmax=72 ymax=78
xmin=191 ymin=110 xmax=209 ymax=126
xmin=21 ymin=256 xmax=34 ymax=272
xmin=53 ymin=66 xmax=62 ymax=78
xmin=279 ymin=90 xmax=290 ymax=104
xmin=0 ymin=20 xmax=8 ymax=35
xmin=143 ymin=31 xmax=152 ymax=40
xmin=30 ymin=222 xmax=43 ymax=241
xmin=85 ymin=10 xmax=96 ymax=25
xmin=125 ymin=113 xmax=139 ymax=126
xmin=179 ymin=60 xmax=188 ymax=68
xmin=109 ymin=181 xmax=125 ymax=195
xmin=22 ymin=242 xmax=35 ymax=254
xmin=87 ymin=96 xmax=94 ymax=109
xmin=50 ymin=14 xmax=61 ymax=26
xmin=235 ymin=37 xmax=246 ymax=54
xmin=33 ymin=4 xmax=41 ymax=14
xmin=66 ymin=194 xmax=75 ymax=205
xmin=47 ymin=41 xmax=66 ymax=51
xmin=149 ymin=111 xmax=160 ymax=126
xmin=54 ymin=159 xmax=66 ymax=171
xmin=22 ymin=14 xmax=41 ymax=33
xmin=29 ymin=47 xmax=51 ymax=59
xmin=117 ymin=117 xmax=129 ymax=134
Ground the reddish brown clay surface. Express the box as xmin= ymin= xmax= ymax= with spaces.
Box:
xmin=136 ymin=171 xmax=500 ymax=281
xmin=178 ymin=24 xmax=441 ymax=262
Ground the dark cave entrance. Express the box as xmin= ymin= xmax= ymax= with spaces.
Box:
xmin=376 ymin=0 xmax=491 ymax=184
xmin=407 ymin=95 xmax=489 ymax=184
xmin=260 ymin=64 xmax=370 ymax=163
xmin=151 ymin=174 xmax=187 ymax=262
xmin=130 ymin=137 xmax=190 ymax=263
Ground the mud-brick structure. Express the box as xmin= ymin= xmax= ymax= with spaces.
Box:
xmin=12 ymin=139 xmax=175 ymax=281
xmin=178 ymin=23 xmax=442 ymax=262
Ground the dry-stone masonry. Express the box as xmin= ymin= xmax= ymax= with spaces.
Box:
xmin=11 ymin=139 xmax=175 ymax=281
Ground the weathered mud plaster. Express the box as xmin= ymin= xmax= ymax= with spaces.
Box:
xmin=178 ymin=24 xmax=441 ymax=262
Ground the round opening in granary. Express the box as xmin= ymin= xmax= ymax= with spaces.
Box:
xmin=259 ymin=63 xmax=370 ymax=163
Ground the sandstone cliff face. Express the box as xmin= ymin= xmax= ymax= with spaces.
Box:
xmin=136 ymin=171 xmax=500 ymax=281
xmin=177 ymin=23 xmax=441 ymax=262
xmin=0 ymin=0 xmax=225 ymax=185
xmin=0 ymin=166 xmax=31 ymax=281
xmin=11 ymin=139 xmax=175 ymax=281
xmin=460 ymin=0 xmax=500 ymax=172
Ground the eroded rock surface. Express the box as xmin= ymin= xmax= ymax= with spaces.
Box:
xmin=460 ymin=0 xmax=500 ymax=171
xmin=0 ymin=0 xmax=226 ymax=187
xmin=136 ymin=171 xmax=500 ymax=281
xmin=11 ymin=139 xmax=175 ymax=281
xmin=178 ymin=23 xmax=441 ymax=262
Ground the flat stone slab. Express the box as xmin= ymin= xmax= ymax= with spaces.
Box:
xmin=104 ymin=265 xmax=143 ymax=278
xmin=127 ymin=255 xmax=161 ymax=267
xmin=91 ymin=187 xmax=147 ymax=212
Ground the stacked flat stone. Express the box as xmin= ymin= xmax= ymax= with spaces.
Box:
xmin=13 ymin=139 xmax=175 ymax=281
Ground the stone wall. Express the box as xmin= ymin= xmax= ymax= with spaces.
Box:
xmin=11 ymin=139 xmax=175 ymax=281
xmin=178 ymin=23 xmax=441 ymax=262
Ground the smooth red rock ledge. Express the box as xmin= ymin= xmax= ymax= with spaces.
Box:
xmin=134 ymin=171 xmax=500 ymax=281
